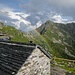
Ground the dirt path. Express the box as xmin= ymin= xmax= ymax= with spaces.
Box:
xmin=54 ymin=57 xmax=75 ymax=62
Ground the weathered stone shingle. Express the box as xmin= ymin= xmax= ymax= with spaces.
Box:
xmin=0 ymin=42 xmax=51 ymax=75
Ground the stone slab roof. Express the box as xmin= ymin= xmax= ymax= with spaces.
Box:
xmin=0 ymin=41 xmax=51 ymax=75
xmin=0 ymin=42 xmax=35 ymax=75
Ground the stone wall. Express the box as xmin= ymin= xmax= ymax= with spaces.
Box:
xmin=16 ymin=48 xmax=50 ymax=75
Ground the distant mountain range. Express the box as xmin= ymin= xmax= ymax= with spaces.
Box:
xmin=0 ymin=20 xmax=75 ymax=60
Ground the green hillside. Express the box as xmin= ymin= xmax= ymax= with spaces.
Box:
xmin=0 ymin=22 xmax=29 ymax=42
xmin=0 ymin=22 xmax=49 ymax=52
xmin=37 ymin=20 xmax=75 ymax=60
xmin=0 ymin=21 xmax=75 ymax=73
xmin=1 ymin=21 xmax=75 ymax=60
xmin=37 ymin=20 xmax=75 ymax=73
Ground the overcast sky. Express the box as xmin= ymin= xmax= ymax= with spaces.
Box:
xmin=0 ymin=0 xmax=75 ymax=31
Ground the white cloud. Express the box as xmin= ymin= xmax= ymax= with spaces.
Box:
xmin=0 ymin=6 xmax=31 ymax=29
xmin=0 ymin=5 xmax=42 ymax=31
xmin=52 ymin=14 xmax=68 ymax=23
xmin=12 ymin=21 xmax=21 ymax=29
xmin=1 ymin=0 xmax=75 ymax=32
xmin=5 ymin=20 xmax=7 ymax=23
xmin=36 ymin=21 xmax=42 ymax=28
xmin=21 ymin=0 xmax=75 ymax=24
xmin=21 ymin=14 xmax=30 ymax=19
xmin=7 ymin=11 xmax=31 ymax=26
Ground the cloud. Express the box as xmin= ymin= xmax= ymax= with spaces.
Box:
xmin=0 ymin=4 xmax=43 ymax=31
xmin=0 ymin=0 xmax=75 ymax=31
xmin=51 ymin=14 xmax=68 ymax=23
xmin=36 ymin=21 xmax=42 ymax=28
xmin=48 ymin=0 xmax=75 ymax=7
xmin=0 ymin=5 xmax=32 ymax=30
xmin=21 ymin=0 xmax=75 ymax=23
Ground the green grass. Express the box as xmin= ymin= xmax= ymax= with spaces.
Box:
xmin=37 ymin=20 xmax=75 ymax=60
xmin=54 ymin=58 xmax=75 ymax=73
xmin=0 ymin=25 xmax=29 ymax=42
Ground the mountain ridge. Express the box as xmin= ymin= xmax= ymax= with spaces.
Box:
xmin=37 ymin=20 xmax=75 ymax=59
